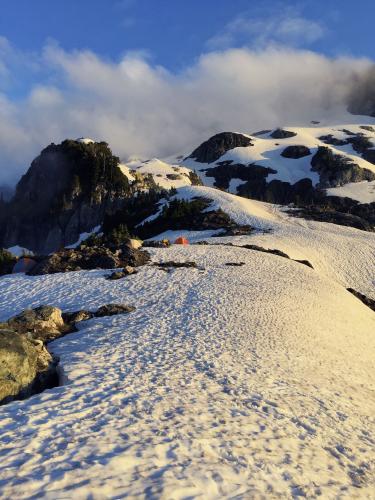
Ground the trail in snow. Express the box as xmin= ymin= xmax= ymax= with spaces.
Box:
xmin=0 ymin=242 xmax=374 ymax=498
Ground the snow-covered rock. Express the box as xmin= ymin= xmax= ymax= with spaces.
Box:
xmin=181 ymin=123 xmax=375 ymax=203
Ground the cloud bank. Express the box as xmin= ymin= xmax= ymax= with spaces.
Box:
xmin=0 ymin=42 xmax=373 ymax=185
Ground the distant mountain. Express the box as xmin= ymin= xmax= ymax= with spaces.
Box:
xmin=1 ymin=122 xmax=375 ymax=254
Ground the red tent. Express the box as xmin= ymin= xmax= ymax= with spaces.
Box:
xmin=12 ymin=257 xmax=37 ymax=274
xmin=174 ymin=236 xmax=189 ymax=245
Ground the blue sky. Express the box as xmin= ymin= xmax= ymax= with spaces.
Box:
xmin=0 ymin=0 xmax=374 ymax=71
xmin=0 ymin=0 xmax=373 ymax=185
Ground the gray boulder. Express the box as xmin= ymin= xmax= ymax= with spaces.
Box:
xmin=0 ymin=329 xmax=58 ymax=404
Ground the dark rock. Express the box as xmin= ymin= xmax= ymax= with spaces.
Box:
xmin=347 ymin=288 xmax=375 ymax=312
xmin=0 ymin=140 xmax=134 ymax=254
xmin=288 ymin=206 xmax=373 ymax=231
xmin=106 ymin=266 xmax=137 ymax=280
xmin=294 ymin=259 xmax=314 ymax=269
xmin=188 ymin=132 xmax=252 ymax=163
xmin=94 ymin=304 xmax=136 ymax=317
xmin=119 ymin=247 xmax=150 ymax=267
xmin=225 ymin=262 xmax=245 ymax=266
xmin=318 ymin=135 xmax=347 ymax=146
xmin=28 ymin=246 xmax=150 ymax=275
xmin=362 ymin=149 xmax=375 ymax=165
xmin=311 ymin=146 xmax=375 ymax=188
xmin=281 ymin=145 xmax=311 ymax=159
xmin=62 ymin=310 xmax=94 ymax=324
xmin=204 ymin=163 xmax=276 ymax=191
xmin=252 ymin=130 xmax=271 ymax=136
xmin=359 ymin=125 xmax=375 ymax=132
xmin=166 ymin=173 xmax=182 ymax=180
xmin=0 ymin=248 xmax=17 ymax=276
xmin=156 ymin=261 xmax=198 ymax=269
xmin=270 ymin=128 xmax=297 ymax=139
xmin=0 ymin=329 xmax=58 ymax=405
xmin=143 ymin=239 xmax=171 ymax=248
xmin=242 ymin=244 xmax=290 ymax=258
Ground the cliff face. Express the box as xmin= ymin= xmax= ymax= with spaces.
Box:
xmin=0 ymin=140 xmax=133 ymax=254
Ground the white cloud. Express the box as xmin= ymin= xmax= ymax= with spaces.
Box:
xmin=0 ymin=42 xmax=373 ymax=186
xmin=206 ymin=8 xmax=326 ymax=50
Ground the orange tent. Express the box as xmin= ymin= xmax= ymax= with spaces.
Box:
xmin=174 ymin=236 xmax=189 ymax=245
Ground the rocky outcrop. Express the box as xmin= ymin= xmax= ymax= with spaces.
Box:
xmin=28 ymin=246 xmax=150 ymax=275
xmin=270 ymin=128 xmax=297 ymax=139
xmin=0 ymin=329 xmax=58 ymax=405
xmin=347 ymin=288 xmax=375 ymax=312
xmin=188 ymin=132 xmax=252 ymax=163
xmin=311 ymin=147 xmax=375 ymax=188
xmin=204 ymin=163 xmax=276 ymax=191
xmin=0 ymin=249 xmax=17 ymax=276
xmin=136 ymin=198 xmax=252 ymax=240
xmin=0 ymin=140 xmax=134 ymax=254
xmin=5 ymin=306 xmax=66 ymax=342
xmin=281 ymin=145 xmax=311 ymax=159
xmin=0 ymin=303 xmax=136 ymax=404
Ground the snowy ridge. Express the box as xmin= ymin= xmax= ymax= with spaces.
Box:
xmin=121 ymin=158 xmax=196 ymax=190
xmin=180 ymin=123 xmax=375 ymax=202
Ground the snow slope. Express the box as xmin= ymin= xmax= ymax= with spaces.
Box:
xmin=121 ymin=158 xmax=196 ymax=190
xmin=181 ymin=123 xmax=375 ymax=202
xmin=0 ymin=187 xmax=374 ymax=498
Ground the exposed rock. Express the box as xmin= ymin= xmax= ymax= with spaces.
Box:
xmin=0 ymin=248 xmax=16 ymax=276
xmin=94 ymin=304 xmax=136 ymax=317
xmin=119 ymin=247 xmax=150 ymax=267
xmin=28 ymin=246 xmax=150 ymax=276
xmin=136 ymin=198 xmax=247 ymax=240
xmin=156 ymin=261 xmax=198 ymax=269
xmin=288 ymin=206 xmax=373 ymax=231
xmin=4 ymin=306 xmax=66 ymax=343
xmin=252 ymin=130 xmax=271 ymax=136
xmin=347 ymin=288 xmax=375 ymax=312
xmin=0 ymin=140 xmax=133 ymax=254
xmin=281 ymin=145 xmax=311 ymax=159
xmin=225 ymin=262 xmax=245 ymax=266
xmin=360 ymin=125 xmax=375 ymax=132
xmin=106 ymin=266 xmax=137 ymax=280
xmin=295 ymin=259 xmax=314 ymax=269
xmin=204 ymin=163 xmax=276 ymax=191
xmin=62 ymin=310 xmax=94 ymax=325
xmin=143 ymin=239 xmax=171 ymax=248
xmin=0 ymin=329 xmax=58 ymax=405
xmin=270 ymin=128 xmax=297 ymax=139
xmin=188 ymin=132 xmax=252 ymax=163
xmin=318 ymin=134 xmax=347 ymax=146
xmin=311 ymin=146 xmax=375 ymax=188
xmin=242 ymin=244 xmax=290 ymax=258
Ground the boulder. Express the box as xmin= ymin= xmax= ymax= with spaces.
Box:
xmin=62 ymin=310 xmax=94 ymax=325
xmin=94 ymin=304 xmax=136 ymax=317
xmin=106 ymin=266 xmax=136 ymax=280
xmin=28 ymin=246 xmax=150 ymax=275
xmin=270 ymin=128 xmax=297 ymax=139
xmin=281 ymin=145 xmax=311 ymax=159
xmin=5 ymin=306 xmax=66 ymax=343
xmin=188 ymin=132 xmax=252 ymax=163
xmin=0 ymin=329 xmax=58 ymax=405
